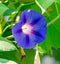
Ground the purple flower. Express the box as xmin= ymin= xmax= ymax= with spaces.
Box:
xmin=12 ymin=10 xmax=47 ymax=49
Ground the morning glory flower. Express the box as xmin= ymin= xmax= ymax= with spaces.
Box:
xmin=12 ymin=10 xmax=47 ymax=49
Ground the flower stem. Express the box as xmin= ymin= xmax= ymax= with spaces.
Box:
xmin=21 ymin=47 xmax=26 ymax=56
xmin=20 ymin=47 xmax=26 ymax=63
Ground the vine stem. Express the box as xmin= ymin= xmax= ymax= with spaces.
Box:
xmin=35 ymin=0 xmax=45 ymax=14
xmin=6 ymin=35 xmax=14 ymax=39
xmin=47 ymin=14 xmax=60 ymax=27
xmin=10 ymin=2 xmax=35 ymax=22
xmin=17 ymin=2 xmax=35 ymax=14
xmin=55 ymin=2 xmax=59 ymax=15
xmin=2 ymin=24 xmax=14 ymax=34
xmin=47 ymin=2 xmax=60 ymax=27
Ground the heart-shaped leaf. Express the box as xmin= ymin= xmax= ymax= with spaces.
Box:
xmin=0 ymin=37 xmax=17 ymax=51
xmin=0 ymin=3 xmax=8 ymax=15
xmin=0 ymin=58 xmax=17 ymax=64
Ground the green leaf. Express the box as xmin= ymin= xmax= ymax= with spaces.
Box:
xmin=3 ymin=9 xmax=14 ymax=16
xmin=53 ymin=48 xmax=60 ymax=61
xmin=0 ymin=37 xmax=20 ymax=63
xmin=0 ymin=37 xmax=17 ymax=51
xmin=0 ymin=58 xmax=17 ymax=64
xmin=21 ymin=49 xmax=35 ymax=64
xmin=0 ymin=50 xmax=20 ymax=63
xmin=55 ymin=0 xmax=60 ymax=4
xmin=7 ymin=0 xmax=20 ymax=10
xmin=0 ymin=3 xmax=8 ymax=15
xmin=19 ymin=0 xmax=34 ymax=2
xmin=20 ymin=3 xmax=41 ymax=13
xmin=35 ymin=0 xmax=55 ymax=9
xmin=35 ymin=0 xmax=55 ymax=13
xmin=38 ymin=3 xmax=60 ymax=53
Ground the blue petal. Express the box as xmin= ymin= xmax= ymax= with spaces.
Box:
xmin=30 ymin=27 xmax=47 ymax=43
xmin=12 ymin=22 xmax=22 ymax=34
xmin=13 ymin=32 xmax=36 ymax=48
xmin=20 ymin=11 xmax=27 ymax=25
xmin=33 ymin=15 xmax=47 ymax=31
xmin=20 ymin=10 xmax=42 ymax=24
xmin=31 ymin=15 xmax=47 ymax=43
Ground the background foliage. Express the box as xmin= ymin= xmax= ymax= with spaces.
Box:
xmin=0 ymin=0 xmax=60 ymax=64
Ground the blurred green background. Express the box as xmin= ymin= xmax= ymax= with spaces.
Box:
xmin=0 ymin=0 xmax=60 ymax=64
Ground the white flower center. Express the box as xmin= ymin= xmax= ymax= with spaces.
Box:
xmin=22 ymin=24 xmax=32 ymax=34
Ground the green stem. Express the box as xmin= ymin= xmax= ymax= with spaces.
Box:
xmin=49 ymin=48 xmax=53 ymax=57
xmin=23 ymin=2 xmax=35 ymax=6
xmin=10 ymin=2 xmax=35 ymax=22
xmin=6 ymin=35 xmax=14 ymax=39
xmin=55 ymin=2 xmax=59 ymax=15
xmin=17 ymin=2 xmax=35 ymax=16
xmin=47 ymin=14 xmax=60 ymax=27
xmin=2 ymin=24 xmax=14 ymax=34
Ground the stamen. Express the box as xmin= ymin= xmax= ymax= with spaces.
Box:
xmin=22 ymin=24 xmax=32 ymax=34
